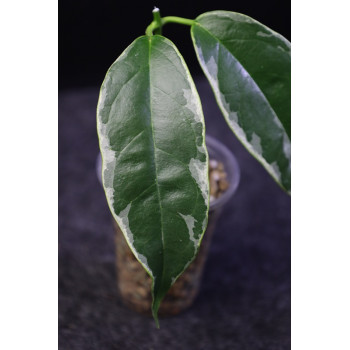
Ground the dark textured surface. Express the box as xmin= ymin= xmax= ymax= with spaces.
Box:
xmin=58 ymin=77 xmax=291 ymax=349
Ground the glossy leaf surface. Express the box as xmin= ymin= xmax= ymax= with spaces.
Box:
xmin=97 ymin=35 xmax=209 ymax=325
xmin=191 ymin=11 xmax=291 ymax=192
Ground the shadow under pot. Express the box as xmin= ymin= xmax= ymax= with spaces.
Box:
xmin=96 ymin=135 xmax=240 ymax=316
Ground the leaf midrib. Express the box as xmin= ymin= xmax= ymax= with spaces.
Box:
xmin=148 ymin=36 xmax=166 ymax=290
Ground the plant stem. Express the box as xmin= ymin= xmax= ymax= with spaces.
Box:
xmin=152 ymin=7 xmax=162 ymax=35
xmin=145 ymin=9 xmax=195 ymax=36
xmin=162 ymin=16 xmax=195 ymax=27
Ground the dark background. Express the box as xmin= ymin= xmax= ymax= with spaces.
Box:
xmin=59 ymin=1 xmax=291 ymax=348
xmin=59 ymin=0 xmax=290 ymax=89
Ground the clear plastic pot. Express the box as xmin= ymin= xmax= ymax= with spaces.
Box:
xmin=96 ymin=135 xmax=240 ymax=316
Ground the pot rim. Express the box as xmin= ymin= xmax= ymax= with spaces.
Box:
xmin=205 ymin=135 xmax=240 ymax=211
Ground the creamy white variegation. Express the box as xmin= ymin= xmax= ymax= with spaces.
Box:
xmin=256 ymin=31 xmax=273 ymax=38
xmin=97 ymin=87 xmax=116 ymax=207
xmin=189 ymin=158 xmax=209 ymax=211
xmin=179 ymin=213 xmax=199 ymax=248
xmin=251 ymin=133 xmax=263 ymax=155
xmin=183 ymin=88 xmax=201 ymax=123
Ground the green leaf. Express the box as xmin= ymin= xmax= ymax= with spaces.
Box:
xmin=191 ymin=11 xmax=291 ymax=193
xmin=96 ymin=35 xmax=209 ymax=326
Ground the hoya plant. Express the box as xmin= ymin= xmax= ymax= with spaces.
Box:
xmin=97 ymin=8 xmax=290 ymax=326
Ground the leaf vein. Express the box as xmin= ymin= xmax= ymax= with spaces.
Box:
xmin=116 ymin=130 xmax=145 ymax=160
xmin=129 ymin=183 xmax=157 ymax=205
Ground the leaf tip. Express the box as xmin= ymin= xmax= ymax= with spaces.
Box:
xmin=152 ymin=303 xmax=160 ymax=329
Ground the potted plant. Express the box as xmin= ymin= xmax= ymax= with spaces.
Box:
xmin=96 ymin=8 xmax=290 ymax=327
